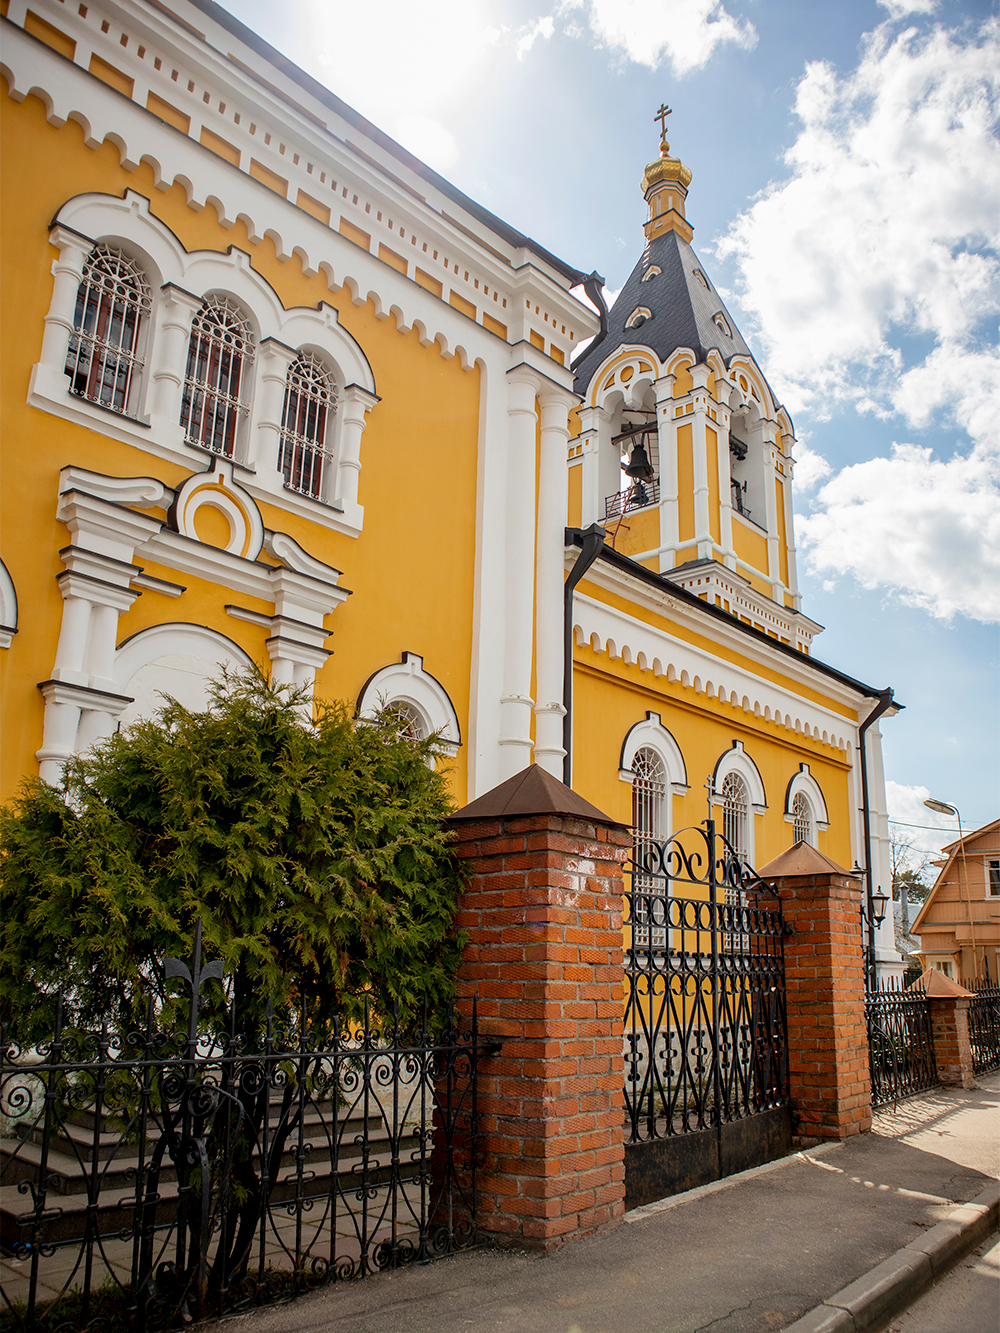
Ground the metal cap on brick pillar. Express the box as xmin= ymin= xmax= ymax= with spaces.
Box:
xmin=447 ymin=764 xmax=631 ymax=1251
xmin=758 ymin=842 xmax=873 ymax=1143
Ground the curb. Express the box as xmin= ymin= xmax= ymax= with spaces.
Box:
xmin=781 ymin=1180 xmax=1000 ymax=1333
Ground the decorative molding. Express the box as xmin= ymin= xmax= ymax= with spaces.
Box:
xmin=356 ymin=652 xmax=461 ymax=756
xmin=0 ymin=559 xmax=18 ymax=647
xmin=712 ymin=740 xmax=767 ymax=814
xmin=171 ymin=457 xmax=264 ymax=560
xmin=618 ymin=712 xmax=689 ymax=795
xmin=783 ymin=763 xmax=830 ymax=830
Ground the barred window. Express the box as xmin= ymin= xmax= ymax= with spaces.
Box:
xmin=721 ymin=771 xmax=749 ymax=861
xmin=180 ymin=296 xmax=254 ymax=458
xmin=792 ymin=792 xmax=813 ymax=845
xmin=65 ymin=244 xmax=150 ymax=417
xmin=389 ymin=702 xmax=425 ymax=741
xmin=631 ymin=748 xmax=667 ymax=949
xmin=279 ymin=353 xmax=337 ymax=499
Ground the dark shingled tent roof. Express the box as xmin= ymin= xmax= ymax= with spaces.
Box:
xmin=573 ymin=228 xmax=768 ymax=396
xmin=447 ymin=764 xmax=617 ymax=825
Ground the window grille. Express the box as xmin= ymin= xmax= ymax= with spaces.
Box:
xmin=792 ymin=792 xmax=813 ymax=845
xmin=631 ymin=748 xmax=667 ymax=949
xmin=65 ymin=244 xmax=150 ymax=417
xmin=180 ymin=297 xmax=254 ymax=458
xmin=389 ymin=702 xmax=425 ymax=741
xmin=721 ymin=771 xmax=749 ymax=860
xmin=279 ymin=353 xmax=337 ymax=499
xmin=989 ymin=860 xmax=1000 ymax=897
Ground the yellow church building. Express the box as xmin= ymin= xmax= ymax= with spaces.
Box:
xmin=0 ymin=0 xmax=902 ymax=975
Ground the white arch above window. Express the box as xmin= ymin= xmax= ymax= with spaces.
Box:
xmin=0 ymin=558 xmax=17 ymax=648
xmin=784 ymin=763 xmax=830 ymax=831
xmin=712 ymin=741 xmax=767 ymax=814
xmin=619 ymin=712 xmax=688 ymax=794
xmin=356 ymin=652 xmax=461 ymax=756
xmin=114 ymin=623 xmax=254 ymax=730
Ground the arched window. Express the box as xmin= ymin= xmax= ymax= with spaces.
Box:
xmin=65 ymin=244 xmax=150 ymax=416
xmin=721 ymin=771 xmax=749 ymax=860
xmin=792 ymin=791 xmax=813 ymax=845
xmin=279 ymin=353 xmax=337 ymax=499
xmin=632 ymin=747 xmax=666 ymax=872
xmin=389 ymin=701 xmax=425 ymax=741
xmin=180 ymin=296 xmax=254 ymax=458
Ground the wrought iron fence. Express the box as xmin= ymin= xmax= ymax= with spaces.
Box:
xmin=623 ymin=821 xmax=789 ymax=1144
xmin=968 ymin=980 xmax=1000 ymax=1075
xmin=1 ymin=945 xmax=488 ymax=1331
xmin=865 ymin=977 xmax=938 ymax=1109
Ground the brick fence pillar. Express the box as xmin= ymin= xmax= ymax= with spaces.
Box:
xmin=917 ymin=970 xmax=976 ymax=1089
xmin=759 ymin=843 xmax=872 ymax=1143
xmin=447 ymin=764 xmax=631 ymax=1251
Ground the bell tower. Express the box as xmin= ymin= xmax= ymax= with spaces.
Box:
xmin=569 ymin=111 xmax=821 ymax=653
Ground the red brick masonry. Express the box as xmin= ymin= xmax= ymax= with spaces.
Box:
xmin=448 ymin=805 xmax=632 ymax=1250
xmin=763 ymin=859 xmax=873 ymax=1141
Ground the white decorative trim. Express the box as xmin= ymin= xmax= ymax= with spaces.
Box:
xmin=357 ymin=652 xmax=461 ymax=756
xmin=113 ymin=622 xmax=255 ymax=729
xmin=0 ymin=559 xmax=18 ymax=647
xmin=572 ymin=588 xmax=852 ymax=753
xmin=783 ymin=764 xmax=830 ymax=834
xmin=619 ymin=713 xmax=689 ymax=796
xmin=172 ymin=457 xmax=264 ymax=560
xmin=712 ymin=741 xmax=767 ymax=815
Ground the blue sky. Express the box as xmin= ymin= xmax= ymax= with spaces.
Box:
xmin=222 ymin=0 xmax=998 ymax=856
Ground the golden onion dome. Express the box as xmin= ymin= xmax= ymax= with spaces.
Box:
xmin=642 ymin=142 xmax=693 ymax=194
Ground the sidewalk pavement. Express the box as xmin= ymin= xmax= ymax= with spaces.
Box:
xmin=212 ymin=1073 xmax=999 ymax=1333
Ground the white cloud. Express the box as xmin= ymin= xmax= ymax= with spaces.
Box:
xmin=885 ymin=780 xmax=958 ymax=859
xmin=716 ymin=20 xmax=1000 ymax=623
xmin=789 ymin=439 xmax=832 ymax=493
xmin=299 ymin=1 xmax=555 ymax=170
xmin=795 ymin=440 xmax=1000 ymax=622
xmin=715 ymin=20 xmax=1000 ymax=440
xmin=560 ymin=0 xmax=756 ymax=74
xmin=878 ymin=0 xmax=938 ymax=18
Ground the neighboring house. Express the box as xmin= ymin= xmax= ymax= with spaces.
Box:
xmin=892 ymin=899 xmax=921 ymax=977
xmin=911 ymin=820 xmax=1000 ymax=984
xmin=0 ymin=0 xmax=901 ymax=975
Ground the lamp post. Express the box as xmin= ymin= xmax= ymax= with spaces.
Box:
xmin=856 ymin=861 xmax=889 ymax=989
xmin=924 ymin=798 xmax=978 ymax=983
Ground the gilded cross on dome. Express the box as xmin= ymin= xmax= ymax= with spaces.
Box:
xmin=654 ymin=102 xmax=672 ymax=151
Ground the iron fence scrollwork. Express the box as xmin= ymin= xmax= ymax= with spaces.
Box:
xmin=864 ymin=977 xmax=938 ymax=1109
xmin=1 ymin=930 xmax=489 ymax=1330
xmin=968 ymin=980 xmax=1000 ymax=1076
xmin=623 ymin=820 xmax=790 ymax=1147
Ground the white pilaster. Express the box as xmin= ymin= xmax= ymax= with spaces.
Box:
xmin=39 ymin=226 xmax=90 ymax=372
xmin=255 ymin=337 xmax=298 ymax=486
xmin=147 ymin=283 xmax=201 ymax=432
xmin=334 ymin=384 xmax=379 ymax=526
xmin=534 ymin=390 xmax=573 ymax=777
xmin=654 ymin=375 xmax=678 ymax=574
xmin=499 ymin=367 xmax=539 ymax=779
xmin=690 ymin=365 xmax=713 ymax=561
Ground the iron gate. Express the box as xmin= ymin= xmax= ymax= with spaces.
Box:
xmin=865 ymin=978 xmax=938 ymax=1109
xmin=622 ymin=821 xmax=791 ymax=1209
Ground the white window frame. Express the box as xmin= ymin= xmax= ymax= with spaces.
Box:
xmin=783 ymin=764 xmax=829 ymax=848
xmin=711 ymin=740 xmax=767 ymax=866
xmin=356 ymin=653 xmax=461 ymax=758
xmin=29 ymin=190 xmax=377 ymax=538
xmin=986 ymin=858 xmax=1000 ymax=898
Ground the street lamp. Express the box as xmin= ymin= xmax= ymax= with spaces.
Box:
xmin=924 ymin=797 xmax=978 ymax=983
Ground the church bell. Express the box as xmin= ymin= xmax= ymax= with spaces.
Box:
xmin=624 ymin=437 xmax=654 ymax=481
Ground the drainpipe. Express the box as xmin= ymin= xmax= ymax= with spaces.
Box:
xmin=858 ymin=688 xmax=895 ymax=988
xmin=569 ymin=273 xmax=610 ymax=373
xmin=562 ymin=524 xmax=605 ymax=786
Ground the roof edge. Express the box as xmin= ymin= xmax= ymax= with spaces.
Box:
xmin=179 ymin=0 xmax=591 ymax=287
xmin=567 ymin=530 xmax=902 ymax=707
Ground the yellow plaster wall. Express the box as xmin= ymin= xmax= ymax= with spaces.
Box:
xmin=570 ymin=651 xmax=854 ymax=871
xmin=732 ymin=514 xmax=768 ymax=575
xmin=706 ymin=426 xmax=720 ymax=544
xmin=775 ymin=478 xmax=789 ymax=587
xmin=568 ymin=463 xmax=582 ymax=528
xmin=0 ymin=88 xmax=480 ymax=805
xmin=677 ymin=424 xmax=694 ymax=541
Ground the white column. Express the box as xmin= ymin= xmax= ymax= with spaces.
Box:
xmin=51 ymin=591 xmax=93 ymax=685
xmin=255 ymin=338 xmax=298 ymax=486
xmin=534 ymin=390 xmax=572 ymax=777
xmin=36 ymin=692 xmax=84 ymax=787
xmin=499 ymin=367 xmax=538 ymax=779
xmin=577 ymin=405 xmax=607 ymax=527
xmin=334 ymin=385 xmax=379 ymax=521
xmin=39 ymin=227 xmax=90 ymax=372
xmin=783 ymin=454 xmax=802 ymax=609
xmin=655 ymin=375 xmax=678 ymax=574
xmin=762 ymin=430 xmax=784 ymax=601
xmin=148 ymin=284 xmax=201 ymax=426
xmin=690 ymin=365 xmax=713 ymax=560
